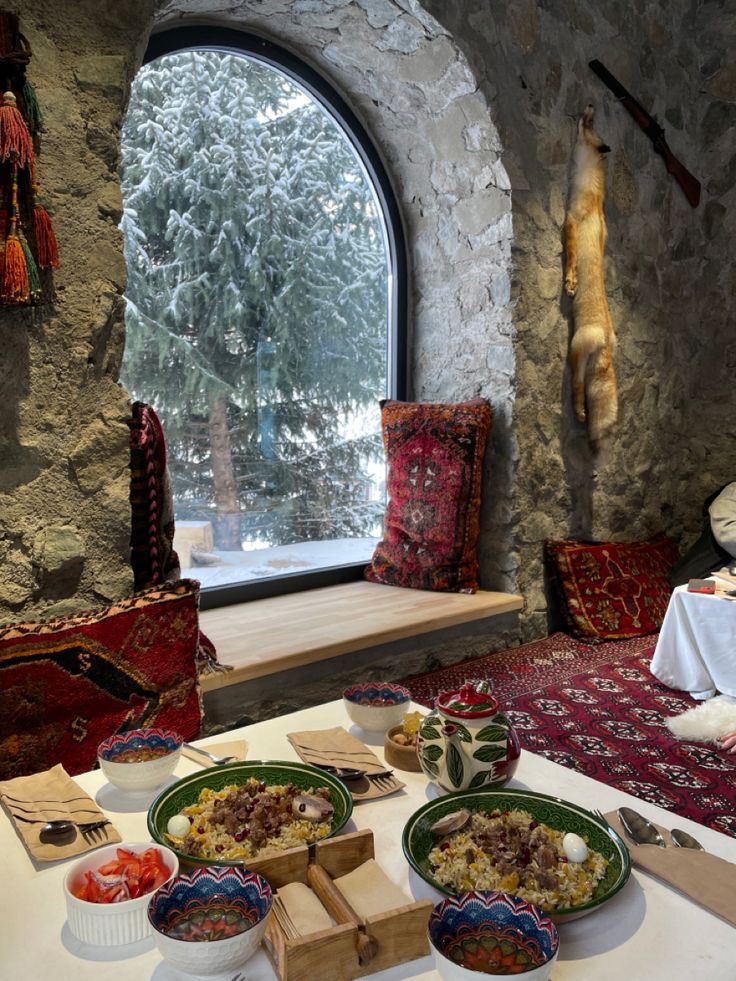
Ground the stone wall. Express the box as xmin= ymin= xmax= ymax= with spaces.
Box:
xmin=421 ymin=0 xmax=736 ymax=638
xmin=0 ymin=0 xmax=154 ymax=622
xmin=2 ymin=0 xmax=734 ymax=659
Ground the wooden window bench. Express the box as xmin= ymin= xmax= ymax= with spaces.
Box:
xmin=198 ymin=581 xmax=523 ymax=693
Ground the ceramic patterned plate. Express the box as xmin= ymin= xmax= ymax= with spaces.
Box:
xmin=147 ymin=760 xmax=353 ymax=868
xmin=402 ymin=788 xmax=631 ymax=921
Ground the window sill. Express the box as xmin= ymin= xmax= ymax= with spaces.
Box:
xmin=198 ymin=580 xmax=523 ymax=692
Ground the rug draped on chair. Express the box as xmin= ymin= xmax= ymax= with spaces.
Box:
xmin=128 ymin=401 xmax=227 ymax=675
xmin=401 ymin=632 xmax=736 ymax=839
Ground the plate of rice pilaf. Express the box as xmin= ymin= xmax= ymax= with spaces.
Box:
xmin=402 ymin=788 xmax=631 ymax=922
xmin=147 ymin=761 xmax=353 ymax=868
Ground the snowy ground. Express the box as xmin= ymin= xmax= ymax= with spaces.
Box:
xmin=182 ymin=536 xmax=379 ymax=589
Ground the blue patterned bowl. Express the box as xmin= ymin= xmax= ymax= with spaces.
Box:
xmin=429 ymin=891 xmax=559 ymax=979
xmin=343 ymin=682 xmax=412 ymax=731
xmin=148 ymin=866 xmax=272 ymax=977
xmin=98 ymin=727 xmax=183 ymax=792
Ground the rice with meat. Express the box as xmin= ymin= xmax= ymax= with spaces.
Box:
xmin=166 ymin=778 xmax=334 ymax=861
xmin=429 ymin=808 xmax=608 ymax=910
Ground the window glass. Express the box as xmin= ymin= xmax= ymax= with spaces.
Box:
xmin=120 ymin=45 xmax=396 ymax=593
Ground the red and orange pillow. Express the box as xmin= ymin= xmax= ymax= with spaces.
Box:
xmin=0 ymin=580 xmax=204 ymax=779
xmin=545 ymin=533 xmax=679 ymax=640
xmin=365 ymin=398 xmax=492 ymax=593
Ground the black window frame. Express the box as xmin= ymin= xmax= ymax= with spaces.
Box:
xmin=137 ymin=26 xmax=408 ymax=610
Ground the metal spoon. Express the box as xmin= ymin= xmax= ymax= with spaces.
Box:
xmin=38 ymin=819 xmax=110 ymax=842
xmin=182 ymin=743 xmax=239 ymax=766
xmin=40 ymin=819 xmax=78 ymax=838
xmin=670 ymin=828 xmax=705 ymax=850
xmin=314 ymin=764 xmax=370 ymax=782
xmin=314 ymin=764 xmax=393 ymax=782
xmin=618 ymin=807 xmax=666 ymax=847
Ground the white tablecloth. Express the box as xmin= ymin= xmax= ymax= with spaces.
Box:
xmin=3 ymin=699 xmax=736 ymax=980
xmin=650 ymin=584 xmax=736 ymax=699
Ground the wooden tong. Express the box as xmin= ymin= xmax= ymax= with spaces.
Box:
xmin=306 ymin=864 xmax=378 ymax=964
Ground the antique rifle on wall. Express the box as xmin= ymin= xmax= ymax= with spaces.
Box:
xmin=589 ymin=59 xmax=701 ymax=208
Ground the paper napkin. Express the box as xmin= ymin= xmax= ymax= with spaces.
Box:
xmin=604 ymin=810 xmax=736 ymax=927
xmin=287 ymin=726 xmax=405 ymax=801
xmin=0 ymin=763 xmax=121 ymax=862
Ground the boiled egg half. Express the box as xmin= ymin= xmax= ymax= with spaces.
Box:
xmin=166 ymin=814 xmax=191 ymax=838
xmin=562 ymin=831 xmax=589 ymax=863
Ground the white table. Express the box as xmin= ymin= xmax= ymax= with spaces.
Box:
xmin=3 ymin=699 xmax=736 ymax=981
xmin=651 ymin=584 xmax=736 ymax=699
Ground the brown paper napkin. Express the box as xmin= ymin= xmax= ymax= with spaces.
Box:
xmin=181 ymin=738 xmax=248 ymax=767
xmin=277 ymin=881 xmax=333 ymax=935
xmin=0 ymin=763 xmax=121 ymax=862
xmin=604 ymin=810 xmax=736 ymax=927
xmin=333 ymin=858 xmax=412 ymax=921
xmin=287 ymin=726 xmax=405 ymax=801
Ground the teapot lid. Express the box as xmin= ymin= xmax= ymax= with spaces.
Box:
xmin=436 ymin=681 xmax=499 ymax=719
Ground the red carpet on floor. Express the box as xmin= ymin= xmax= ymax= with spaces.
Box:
xmin=401 ymin=632 xmax=736 ymax=838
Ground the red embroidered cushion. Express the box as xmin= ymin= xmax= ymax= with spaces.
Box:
xmin=365 ymin=399 xmax=491 ymax=593
xmin=545 ymin=533 xmax=680 ymax=640
xmin=0 ymin=580 xmax=203 ymax=780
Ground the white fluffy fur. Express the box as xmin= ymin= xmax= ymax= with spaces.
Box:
xmin=666 ymin=695 xmax=736 ymax=744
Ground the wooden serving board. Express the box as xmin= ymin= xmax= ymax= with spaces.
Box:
xmin=261 ymin=829 xmax=433 ymax=981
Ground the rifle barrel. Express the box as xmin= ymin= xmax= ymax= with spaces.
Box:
xmin=588 ymin=59 xmax=701 ymax=208
xmin=588 ymin=60 xmax=631 ymax=103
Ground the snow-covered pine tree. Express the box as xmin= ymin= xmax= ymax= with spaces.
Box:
xmin=120 ymin=51 xmax=388 ymax=551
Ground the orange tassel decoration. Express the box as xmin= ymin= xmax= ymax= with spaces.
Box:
xmin=2 ymin=232 xmax=29 ymax=303
xmin=33 ymin=201 xmax=58 ymax=268
xmin=1 ymin=158 xmax=30 ymax=303
xmin=0 ymin=90 xmax=33 ymax=168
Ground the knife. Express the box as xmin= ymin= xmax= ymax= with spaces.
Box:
xmin=618 ymin=807 xmax=666 ymax=847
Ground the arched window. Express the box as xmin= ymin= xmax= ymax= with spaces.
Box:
xmin=120 ymin=27 xmax=406 ymax=605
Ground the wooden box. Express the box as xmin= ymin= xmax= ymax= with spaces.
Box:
xmin=255 ymin=829 xmax=433 ymax=981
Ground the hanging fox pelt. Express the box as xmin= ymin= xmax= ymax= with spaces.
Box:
xmin=564 ymin=105 xmax=618 ymax=447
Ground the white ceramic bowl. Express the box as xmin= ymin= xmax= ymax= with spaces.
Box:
xmin=148 ymin=867 xmax=272 ymax=978
xmin=97 ymin=727 xmax=183 ymax=792
xmin=343 ymin=682 xmax=412 ymax=732
xmin=63 ymin=842 xmax=179 ymax=947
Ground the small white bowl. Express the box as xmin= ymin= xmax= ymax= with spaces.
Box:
xmin=343 ymin=682 xmax=412 ymax=732
xmin=63 ymin=842 xmax=179 ymax=947
xmin=97 ymin=727 xmax=182 ymax=792
xmin=148 ymin=867 xmax=272 ymax=978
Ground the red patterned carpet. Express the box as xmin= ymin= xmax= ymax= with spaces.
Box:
xmin=401 ymin=632 xmax=736 ymax=838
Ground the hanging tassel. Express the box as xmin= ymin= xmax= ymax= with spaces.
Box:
xmin=2 ymin=232 xmax=29 ymax=303
xmin=19 ymin=78 xmax=42 ymax=136
xmin=0 ymin=90 xmax=33 ymax=169
xmin=33 ymin=200 xmax=59 ymax=268
xmin=19 ymin=229 xmax=40 ymax=300
xmin=1 ymin=157 xmax=29 ymax=303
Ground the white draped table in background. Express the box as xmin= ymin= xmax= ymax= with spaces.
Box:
xmin=650 ymin=584 xmax=736 ymax=699
xmin=3 ymin=699 xmax=736 ymax=980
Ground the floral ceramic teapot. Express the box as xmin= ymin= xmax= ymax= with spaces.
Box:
xmin=417 ymin=680 xmax=521 ymax=793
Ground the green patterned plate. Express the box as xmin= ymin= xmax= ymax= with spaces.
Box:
xmin=402 ymin=788 xmax=631 ymax=921
xmin=147 ymin=760 xmax=353 ymax=867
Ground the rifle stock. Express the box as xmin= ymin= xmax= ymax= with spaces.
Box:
xmin=588 ymin=59 xmax=701 ymax=208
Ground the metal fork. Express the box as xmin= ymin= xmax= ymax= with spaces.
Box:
xmin=366 ymin=773 xmax=399 ymax=793
xmin=592 ymin=808 xmax=617 ymax=834
xmin=81 ymin=820 xmax=110 ymax=843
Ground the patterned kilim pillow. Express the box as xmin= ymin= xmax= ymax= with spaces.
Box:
xmin=0 ymin=580 xmax=203 ymax=780
xmin=365 ymin=399 xmax=492 ymax=593
xmin=545 ymin=533 xmax=680 ymax=640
